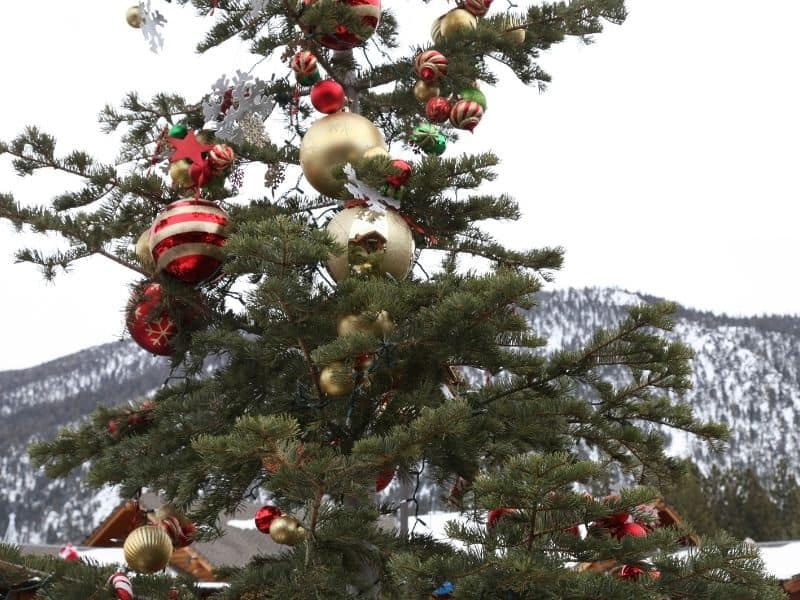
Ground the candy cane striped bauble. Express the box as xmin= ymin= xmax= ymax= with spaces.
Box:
xmin=463 ymin=0 xmax=492 ymax=17
xmin=108 ymin=571 xmax=134 ymax=600
xmin=291 ymin=50 xmax=318 ymax=77
xmin=160 ymin=516 xmax=196 ymax=548
xmin=414 ymin=50 xmax=448 ymax=83
xmin=302 ymin=0 xmax=381 ymax=50
xmin=150 ymin=199 xmax=229 ymax=284
xmin=59 ymin=543 xmax=80 ymax=561
xmin=207 ymin=144 xmax=235 ymax=175
xmin=449 ymin=99 xmax=484 ymax=131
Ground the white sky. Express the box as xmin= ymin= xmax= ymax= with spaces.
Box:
xmin=0 ymin=0 xmax=798 ymax=370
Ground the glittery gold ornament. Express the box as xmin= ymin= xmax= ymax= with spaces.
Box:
xmin=269 ymin=516 xmax=307 ymax=545
xmin=169 ymin=159 xmax=193 ymax=189
xmin=413 ymin=80 xmax=441 ymax=103
xmin=337 ymin=314 xmax=374 ymax=337
xmin=319 ymin=361 xmax=354 ymax=396
xmin=126 ymin=6 xmax=143 ymax=28
xmin=135 ymin=230 xmax=156 ymax=274
xmin=123 ymin=525 xmax=173 ymax=573
xmin=325 ymin=206 xmax=415 ymax=282
xmin=432 ymin=9 xmax=477 ymax=42
xmin=299 ymin=112 xmax=387 ymax=198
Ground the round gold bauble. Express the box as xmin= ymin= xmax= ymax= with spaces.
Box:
xmin=319 ymin=362 xmax=355 ymax=396
xmin=123 ymin=525 xmax=173 ymax=573
xmin=413 ymin=80 xmax=441 ymax=103
xmin=503 ymin=20 xmax=526 ymax=45
xmin=375 ymin=310 xmax=395 ymax=335
xmin=169 ymin=159 xmax=193 ymax=189
xmin=126 ymin=6 xmax=143 ymax=28
xmin=362 ymin=146 xmax=391 ymax=161
xmin=269 ymin=516 xmax=307 ymax=545
xmin=299 ymin=112 xmax=387 ymax=198
xmin=325 ymin=206 xmax=415 ymax=282
xmin=135 ymin=229 xmax=156 ymax=274
xmin=432 ymin=9 xmax=477 ymax=42
xmin=337 ymin=314 xmax=374 ymax=337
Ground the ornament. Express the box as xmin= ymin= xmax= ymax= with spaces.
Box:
xmin=432 ymin=581 xmax=454 ymax=598
xmin=169 ymin=159 xmax=193 ymax=189
xmin=325 ymin=206 xmax=415 ymax=281
xmin=411 ymin=123 xmax=447 ymax=155
xmin=375 ymin=466 xmax=394 ymax=492
xmin=207 ymin=144 xmax=236 ymax=175
xmin=291 ymin=51 xmax=318 ymax=78
xmin=337 ymin=314 xmax=374 ymax=337
xmin=432 ymin=9 xmax=477 ymax=42
xmin=59 ymin=543 xmax=79 ymax=561
xmin=189 ymin=160 xmax=213 ymax=188
xmin=135 ymin=230 xmax=156 ymax=273
xmin=269 ymin=515 xmax=306 ymax=545
xmin=167 ymin=130 xmax=214 ymax=167
xmin=254 ymin=505 xmax=283 ymax=534
xmin=386 ymin=159 xmax=412 ymax=188
xmin=126 ymin=5 xmax=143 ymax=28
xmin=150 ymin=198 xmax=229 ymax=284
xmin=414 ymin=50 xmax=448 ymax=83
xmin=319 ymin=361 xmax=355 ymax=396
xmin=124 ymin=525 xmax=173 ymax=573
xmin=487 ymin=507 xmax=515 ymax=528
xmin=459 ymin=88 xmax=487 ymax=111
xmin=450 ymin=99 xmax=484 ymax=132
xmin=299 ymin=111 xmax=387 ymax=198
xmin=127 ymin=283 xmax=177 ymax=356
xmin=464 ymin=0 xmax=492 ymax=17
xmin=425 ymin=97 xmax=452 ymax=123
xmin=168 ymin=123 xmax=189 ymax=139
xmin=107 ymin=418 xmax=119 ymax=435
xmin=160 ymin=516 xmax=196 ymax=549
xmin=310 ymin=79 xmax=347 ymax=114
xmin=375 ymin=310 xmax=394 ymax=334
xmin=302 ymin=0 xmax=381 ymax=50
xmin=108 ymin=571 xmax=134 ymax=600
xmin=502 ymin=17 xmax=526 ymax=45
xmin=298 ymin=71 xmax=322 ymax=86
xmin=615 ymin=522 xmax=648 ymax=540
xmin=413 ymin=80 xmax=440 ymax=103
xmin=619 ymin=565 xmax=660 ymax=580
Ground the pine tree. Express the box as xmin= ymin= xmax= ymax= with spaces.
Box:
xmin=0 ymin=1 xmax=783 ymax=598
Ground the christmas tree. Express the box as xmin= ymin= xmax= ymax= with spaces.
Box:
xmin=0 ymin=0 xmax=783 ymax=598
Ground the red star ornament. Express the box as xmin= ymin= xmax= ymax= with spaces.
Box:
xmin=167 ymin=130 xmax=214 ymax=165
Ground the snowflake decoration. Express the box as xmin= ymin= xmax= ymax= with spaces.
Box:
xmin=139 ymin=1 xmax=167 ymax=53
xmin=343 ymin=164 xmax=401 ymax=211
xmin=145 ymin=317 xmax=175 ymax=348
xmin=202 ymin=70 xmax=276 ymax=144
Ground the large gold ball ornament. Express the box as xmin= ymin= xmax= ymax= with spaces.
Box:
xmin=269 ymin=516 xmax=307 ymax=545
xmin=319 ymin=362 xmax=355 ymax=396
xmin=432 ymin=9 xmax=477 ymax=42
xmin=413 ymin=80 xmax=441 ymax=103
xmin=169 ymin=159 xmax=193 ymax=189
xmin=362 ymin=146 xmax=391 ymax=161
xmin=135 ymin=229 xmax=156 ymax=274
xmin=123 ymin=525 xmax=173 ymax=573
xmin=126 ymin=5 xmax=143 ymax=28
xmin=503 ymin=18 xmax=526 ymax=45
xmin=325 ymin=206 xmax=415 ymax=282
xmin=299 ymin=112 xmax=387 ymax=198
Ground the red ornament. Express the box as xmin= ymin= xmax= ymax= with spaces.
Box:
xmin=255 ymin=505 xmax=283 ymax=534
xmin=302 ymin=0 xmax=381 ymax=50
xmin=150 ymin=198 xmax=229 ymax=284
xmin=614 ymin=521 xmax=648 ymax=540
xmin=291 ymin=50 xmax=318 ymax=77
xmin=126 ymin=283 xmax=177 ymax=356
xmin=619 ymin=565 xmax=660 ymax=580
xmin=160 ymin=516 xmax=196 ymax=549
xmin=107 ymin=418 xmax=119 ymax=435
xmin=375 ymin=466 xmax=395 ymax=492
xmin=310 ymin=79 xmax=346 ymax=114
xmin=168 ymin=590 xmax=180 ymax=600
xmin=108 ymin=571 xmax=134 ymax=600
xmin=207 ymin=144 xmax=236 ymax=174
xmin=487 ymin=507 xmax=515 ymax=528
xmin=189 ymin=160 xmax=213 ymax=188
xmin=464 ymin=0 xmax=492 ymax=17
xmin=415 ymin=50 xmax=448 ymax=83
xmin=565 ymin=524 xmax=580 ymax=537
xmin=59 ymin=543 xmax=80 ymax=562
xmin=450 ymin=99 xmax=484 ymax=132
xmin=425 ymin=97 xmax=452 ymax=123
xmin=167 ymin=130 xmax=214 ymax=166
xmin=386 ymin=159 xmax=412 ymax=187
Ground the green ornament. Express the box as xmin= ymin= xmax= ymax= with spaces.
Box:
xmin=411 ymin=123 xmax=447 ymax=155
xmin=380 ymin=184 xmax=405 ymax=201
xmin=459 ymin=88 xmax=487 ymax=111
xmin=168 ymin=123 xmax=189 ymax=139
xmin=297 ymin=69 xmax=321 ymax=87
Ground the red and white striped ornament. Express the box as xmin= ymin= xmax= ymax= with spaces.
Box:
xmin=160 ymin=516 xmax=196 ymax=549
xmin=463 ymin=0 xmax=492 ymax=17
xmin=207 ymin=144 xmax=235 ymax=175
xmin=415 ymin=50 xmax=448 ymax=83
xmin=449 ymin=99 xmax=484 ymax=132
xmin=150 ymin=198 xmax=229 ymax=284
xmin=302 ymin=0 xmax=381 ymax=50
xmin=108 ymin=571 xmax=134 ymax=600
xmin=59 ymin=543 xmax=80 ymax=562
xmin=291 ymin=50 xmax=318 ymax=77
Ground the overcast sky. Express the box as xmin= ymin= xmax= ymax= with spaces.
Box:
xmin=1 ymin=0 xmax=798 ymax=371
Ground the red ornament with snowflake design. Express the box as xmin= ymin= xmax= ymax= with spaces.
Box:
xmin=127 ymin=283 xmax=178 ymax=356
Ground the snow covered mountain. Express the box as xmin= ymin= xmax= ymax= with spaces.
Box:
xmin=2 ymin=287 xmax=799 ymax=544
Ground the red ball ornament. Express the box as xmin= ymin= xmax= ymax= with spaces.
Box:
xmin=107 ymin=418 xmax=119 ymax=435
xmin=255 ymin=505 xmax=283 ymax=534
xmin=450 ymin=99 xmax=484 ymax=132
xmin=487 ymin=507 xmax=515 ymax=528
xmin=425 ymin=96 xmax=452 ymax=123
xmin=207 ymin=144 xmax=236 ymax=174
xmin=310 ymin=79 xmax=346 ymax=114
xmin=302 ymin=0 xmax=381 ymax=50
xmin=127 ymin=283 xmax=177 ymax=356
xmin=615 ymin=521 xmax=648 ymax=540
xmin=150 ymin=198 xmax=229 ymax=284
xmin=464 ymin=0 xmax=492 ymax=17
xmin=189 ymin=160 xmax=213 ymax=188
xmin=375 ymin=466 xmax=395 ymax=492
xmin=291 ymin=50 xmax=318 ymax=77
xmin=386 ymin=159 xmax=412 ymax=187
xmin=415 ymin=50 xmax=448 ymax=83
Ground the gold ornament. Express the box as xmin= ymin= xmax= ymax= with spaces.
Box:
xmin=375 ymin=310 xmax=395 ymax=335
xmin=432 ymin=9 xmax=477 ymax=42
xmin=413 ymin=80 xmax=441 ymax=103
xmin=299 ymin=112 xmax=387 ymax=198
xmin=325 ymin=206 xmax=415 ymax=282
xmin=123 ymin=525 xmax=173 ymax=573
xmin=135 ymin=230 xmax=155 ymax=274
xmin=362 ymin=146 xmax=391 ymax=161
xmin=169 ymin=159 xmax=193 ymax=189
xmin=337 ymin=314 xmax=374 ymax=337
xmin=269 ymin=516 xmax=307 ymax=545
xmin=319 ymin=362 xmax=354 ymax=396
xmin=126 ymin=6 xmax=143 ymax=28
xmin=503 ymin=18 xmax=526 ymax=45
